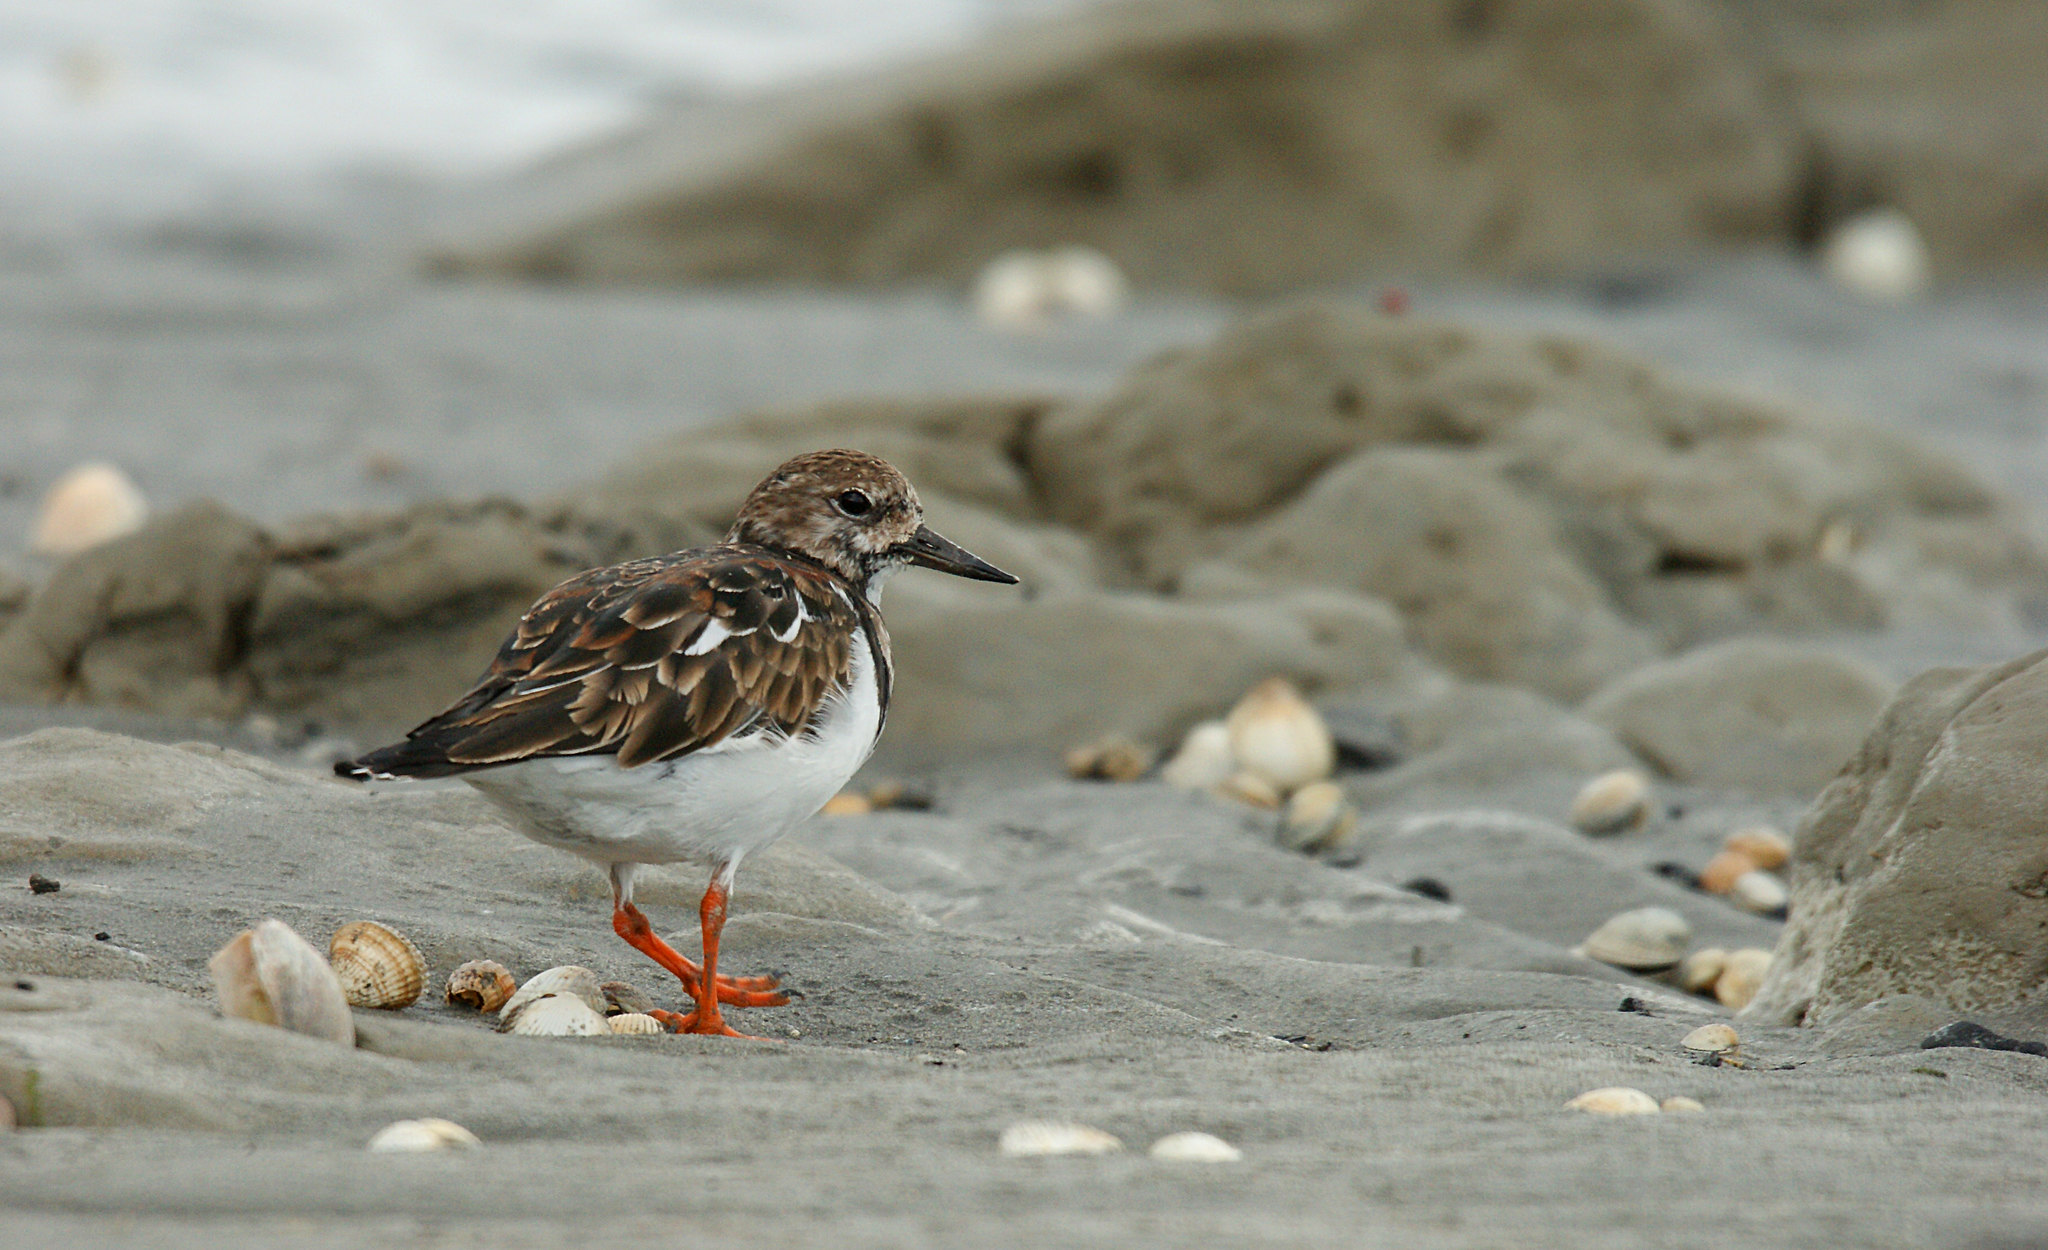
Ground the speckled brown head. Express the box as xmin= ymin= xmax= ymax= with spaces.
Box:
xmin=728 ymin=449 xmax=1018 ymax=591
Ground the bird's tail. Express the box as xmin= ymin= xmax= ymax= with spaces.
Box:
xmin=333 ymin=738 xmax=475 ymax=782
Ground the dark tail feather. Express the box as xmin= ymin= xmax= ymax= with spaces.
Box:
xmin=334 ymin=738 xmax=476 ymax=782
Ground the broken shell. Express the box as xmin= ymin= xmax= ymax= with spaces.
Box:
xmin=506 ymin=994 xmax=611 ymax=1037
xmin=1660 ymin=1096 xmax=1706 ymax=1114
xmin=1148 ymin=1131 xmax=1242 ymax=1163
xmin=1043 ymin=245 xmax=1129 ymax=321
xmin=1681 ymin=1023 xmax=1740 ymax=1054
xmin=328 ymin=921 xmax=427 ymax=1010
xmin=31 ymin=461 xmax=148 ymax=556
xmin=367 ymin=1118 xmax=480 ymax=1153
xmin=1574 ymin=907 xmax=1691 ymax=972
xmin=1278 ymin=781 xmax=1357 ymax=853
xmin=1821 ymin=207 xmax=1930 ymax=304
xmin=1161 ymin=721 xmax=1234 ymax=791
xmin=1212 ymin=770 xmax=1282 ymax=810
xmin=1566 ymin=1087 xmax=1660 ymax=1116
xmin=608 ymin=1012 xmax=666 ymax=1035
xmin=1715 ymin=948 xmax=1774 ymax=1012
xmin=1063 ymin=736 xmax=1155 ymax=783
xmin=821 ymin=791 xmax=873 ymax=816
xmin=1225 ymin=678 xmax=1335 ymax=792
xmin=499 ymin=965 xmax=607 ymax=1027
xmin=601 ymin=980 xmax=655 ymax=1017
xmin=1724 ymin=826 xmax=1791 ymax=871
xmin=209 ymin=918 xmax=355 ymax=1046
xmin=998 ymin=1121 xmax=1124 ymax=1157
xmin=1730 ymin=869 xmax=1788 ymax=914
xmin=444 ymin=960 xmax=516 ymax=1013
xmin=1677 ymin=948 xmax=1728 ymax=995
xmin=1568 ymin=770 xmax=1651 ymax=835
xmin=1698 ymin=849 xmax=1759 ymax=894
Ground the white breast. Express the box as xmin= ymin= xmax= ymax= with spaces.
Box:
xmin=464 ymin=625 xmax=885 ymax=875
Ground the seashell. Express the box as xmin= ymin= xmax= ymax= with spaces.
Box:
xmin=499 ymin=965 xmax=607 ymax=1028
xmin=1212 ymin=770 xmax=1281 ymax=810
xmin=973 ymin=250 xmax=1057 ymax=332
xmin=1724 ymin=826 xmax=1790 ymax=871
xmin=1681 ymin=1023 xmax=1739 ymax=1054
xmin=1730 ymin=869 xmax=1788 ymax=915
xmin=209 ymin=918 xmax=355 ymax=1046
xmin=1568 ymin=770 xmax=1651 ymax=835
xmin=1278 ymin=781 xmax=1356 ymax=853
xmin=1820 ymin=207 xmax=1930 ymax=304
xmin=328 ymin=921 xmax=426 ymax=1010
xmin=1715 ymin=948 xmax=1774 ymax=1012
xmin=601 ymin=980 xmax=655 ymax=1017
xmin=1042 ymin=245 xmax=1129 ymax=321
xmin=444 ymin=960 xmax=516 ymax=1013
xmin=1698 ymin=849 xmax=1759 ymax=895
xmin=998 ymin=1120 xmax=1124 ymax=1157
xmin=1574 ymin=907 xmax=1690 ymax=972
xmin=1161 ymin=721 xmax=1234 ymax=792
xmin=1225 ymin=679 xmax=1335 ymax=793
xmin=608 ymin=1012 xmax=666 ymax=1035
xmin=367 ymin=1118 xmax=480 ymax=1153
xmin=31 ymin=462 xmax=148 ymax=556
xmin=1660 ymin=1096 xmax=1705 ymax=1114
xmin=506 ymin=994 xmax=611 ymax=1037
xmin=1148 ymin=1131 xmax=1242 ymax=1163
xmin=1063 ymin=736 xmax=1155 ymax=783
xmin=1565 ymin=1087 xmax=1660 ymax=1116
xmin=821 ymin=791 xmax=873 ymax=817
xmin=1677 ymin=948 xmax=1728 ymax=995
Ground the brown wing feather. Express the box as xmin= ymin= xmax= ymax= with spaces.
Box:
xmin=366 ymin=545 xmax=862 ymax=775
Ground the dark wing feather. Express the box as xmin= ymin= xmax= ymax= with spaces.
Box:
xmin=341 ymin=545 xmax=863 ymax=778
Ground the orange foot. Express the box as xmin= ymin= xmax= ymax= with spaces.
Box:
xmin=612 ymin=903 xmax=790 ymax=1007
xmin=648 ymin=1007 xmax=773 ymax=1041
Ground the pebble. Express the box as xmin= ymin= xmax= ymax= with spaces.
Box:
xmin=1574 ymin=906 xmax=1691 ymax=972
xmin=1920 ymin=1021 xmax=2048 ymax=1057
xmin=1681 ymin=1023 xmax=1739 ymax=1054
xmin=1148 ymin=1131 xmax=1242 ymax=1163
xmin=366 ymin=1118 xmax=481 ymax=1153
xmin=1820 ymin=207 xmax=1931 ymax=303
xmin=1568 ymin=770 xmax=1651 ymax=835
xmin=1660 ymin=1096 xmax=1706 ymax=1113
xmin=1714 ymin=948 xmax=1774 ymax=1012
xmin=999 ymin=1120 xmax=1124 ymax=1157
xmin=1565 ymin=1087 xmax=1660 ymax=1116
xmin=1063 ymin=736 xmax=1155 ymax=783
xmin=30 ymin=461 xmax=148 ymax=556
xmin=26 ymin=874 xmax=59 ymax=895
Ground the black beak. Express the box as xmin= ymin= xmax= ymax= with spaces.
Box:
xmin=899 ymin=525 xmax=1019 ymax=584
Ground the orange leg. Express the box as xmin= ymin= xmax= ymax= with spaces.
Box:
xmin=666 ymin=879 xmax=770 ymax=1039
xmin=610 ymin=902 xmax=786 ymax=1008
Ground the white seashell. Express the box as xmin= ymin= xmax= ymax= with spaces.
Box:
xmin=1724 ymin=826 xmax=1790 ymax=871
xmin=209 ymin=918 xmax=355 ymax=1045
xmin=1278 ymin=781 xmax=1356 ymax=853
xmin=367 ymin=1118 xmax=480 ymax=1153
xmin=1064 ymin=736 xmax=1154 ymax=783
xmin=1225 ymin=679 xmax=1335 ymax=792
xmin=1565 ymin=1087 xmax=1660 ymax=1115
xmin=31 ymin=462 xmax=148 ymax=556
xmin=1677 ymin=948 xmax=1728 ymax=995
xmin=973 ymin=250 xmax=1057 ymax=332
xmin=1212 ymin=770 xmax=1281 ymax=810
xmin=328 ymin=921 xmax=427 ymax=1010
xmin=1730 ymin=869 xmax=1788 ymax=914
xmin=1715 ymin=948 xmax=1774 ymax=1012
xmin=998 ymin=1120 xmax=1124 ymax=1157
xmin=1681 ymin=1023 xmax=1739 ymax=1054
xmin=1042 ymin=245 xmax=1129 ymax=321
xmin=1148 ymin=1131 xmax=1242 ymax=1163
xmin=1161 ymin=721 xmax=1234 ymax=791
xmin=1660 ymin=1096 xmax=1705 ymax=1114
xmin=1820 ymin=207 xmax=1931 ymax=303
xmin=1568 ymin=770 xmax=1651 ymax=835
xmin=506 ymin=994 xmax=611 ymax=1037
xmin=608 ymin=1012 xmax=666 ymax=1035
xmin=498 ymin=965 xmax=607 ymax=1027
xmin=445 ymin=960 xmax=516 ymax=1013
xmin=1574 ymin=907 xmax=1691 ymax=972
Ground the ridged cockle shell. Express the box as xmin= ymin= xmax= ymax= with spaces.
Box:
xmin=328 ymin=921 xmax=427 ymax=1010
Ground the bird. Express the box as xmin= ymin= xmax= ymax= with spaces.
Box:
xmin=336 ymin=449 xmax=1018 ymax=1037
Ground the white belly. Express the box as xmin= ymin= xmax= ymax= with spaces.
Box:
xmin=464 ymin=628 xmax=884 ymax=875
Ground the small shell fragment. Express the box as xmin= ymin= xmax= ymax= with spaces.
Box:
xmin=499 ymin=965 xmax=607 ymax=1028
xmin=1677 ymin=948 xmax=1728 ymax=995
xmin=1698 ymin=849 xmax=1759 ymax=895
xmin=1660 ymin=1096 xmax=1705 ymax=1114
xmin=1161 ymin=721 xmax=1234 ymax=792
xmin=1820 ymin=207 xmax=1931 ymax=304
xmin=601 ymin=980 xmax=655 ymax=1017
xmin=1568 ymin=770 xmax=1651 ymax=835
xmin=31 ymin=461 xmax=148 ymax=556
xmin=1566 ymin=1087 xmax=1661 ymax=1115
xmin=821 ymin=791 xmax=873 ymax=817
xmin=1681 ymin=1023 xmax=1739 ymax=1054
xmin=445 ymin=960 xmax=516 ymax=1013
xmin=210 ymin=919 xmax=355 ymax=1046
xmin=367 ymin=1118 xmax=480 ymax=1153
xmin=608 ymin=1012 xmax=667 ymax=1035
xmin=328 ymin=921 xmax=427 ymax=1010
xmin=1148 ymin=1131 xmax=1242 ymax=1163
xmin=1278 ymin=781 xmax=1356 ymax=853
xmin=1715 ymin=948 xmax=1774 ymax=1012
xmin=1212 ymin=770 xmax=1282 ymax=810
xmin=1225 ymin=678 xmax=1336 ymax=793
xmin=1730 ymin=870 xmax=1788 ymax=914
xmin=1064 ymin=736 xmax=1155 ymax=783
xmin=1725 ymin=827 xmax=1791 ymax=871
xmin=1574 ymin=907 xmax=1691 ymax=972
xmin=998 ymin=1121 xmax=1124 ymax=1157
xmin=506 ymin=994 xmax=611 ymax=1037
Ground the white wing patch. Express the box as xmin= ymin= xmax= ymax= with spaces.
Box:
xmin=684 ymin=619 xmax=737 ymax=656
xmin=771 ymin=596 xmax=809 ymax=643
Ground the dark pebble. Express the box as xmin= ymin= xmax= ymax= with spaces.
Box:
xmin=27 ymin=874 xmax=59 ymax=895
xmin=1652 ymin=861 xmax=1702 ymax=890
xmin=1618 ymin=996 xmax=1653 ymax=1015
xmin=94 ymin=931 xmax=111 ymax=941
xmin=1402 ymin=877 xmax=1452 ymax=903
xmin=1921 ymin=1020 xmax=2048 ymax=1056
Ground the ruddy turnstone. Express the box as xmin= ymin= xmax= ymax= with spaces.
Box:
xmin=336 ymin=450 xmax=1018 ymax=1037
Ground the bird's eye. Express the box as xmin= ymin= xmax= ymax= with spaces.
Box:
xmin=835 ymin=489 xmax=873 ymax=518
